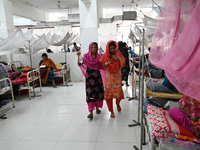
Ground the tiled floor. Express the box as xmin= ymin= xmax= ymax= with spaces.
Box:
xmin=0 ymin=82 xmax=151 ymax=150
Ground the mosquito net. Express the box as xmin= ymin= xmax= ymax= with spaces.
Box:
xmin=0 ymin=29 xmax=20 ymax=47
xmin=153 ymin=7 xmax=161 ymax=16
xmin=128 ymin=30 xmax=135 ymax=42
xmin=143 ymin=14 xmax=158 ymax=28
xmin=0 ymin=28 xmax=80 ymax=53
xmin=70 ymin=34 xmax=80 ymax=44
xmin=150 ymin=0 xmax=200 ymax=101
xmin=0 ymin=29 xmax=32 ymax=52
xmin=132 ymin=24 xmax=143 ymax=39
xmin=32 ymin=32 xmax=50 ymax=53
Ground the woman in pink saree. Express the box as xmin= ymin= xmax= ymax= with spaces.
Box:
xmin=77 ymin=42 xmax=105 ymax=119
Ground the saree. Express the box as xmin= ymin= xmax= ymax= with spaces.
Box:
xmin=39 ymin=58 xmax=57 ymax=84
xmin=79 ymin=42 xmax=105 ymax=111
xmin=99 ymin=40 xmax=125 ymax=100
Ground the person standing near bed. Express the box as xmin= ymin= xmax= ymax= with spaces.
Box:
xmin=77 ymin=42 xmax=104 ymax=119
xmin=37 ymin=53 xmax=57 ymax=88
xmin=118 ymin=41 xmax=130 ymax=86
xmin=72 ymin=42 xmax=81 ymax=52
xmin=99 ymin=40 xmax=125 ymax=118
xmin=0 ymin=63 xmax=9 ymax=88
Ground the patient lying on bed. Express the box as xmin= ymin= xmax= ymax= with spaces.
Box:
xmin=9 ymin=71 xmax=26 ymax=81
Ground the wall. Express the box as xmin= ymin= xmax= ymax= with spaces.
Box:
xmin=4 ymin=52 xmax=83 ymax=82
xmin=0 ymin=55 xmax=7 ymax=62
xmin=10 ymin=0 xmax=49 ymax=21
xmin=0 ymin=0 xmax=14 ymax=38
xmin=99 ymin=23 xmax=122 ymax=50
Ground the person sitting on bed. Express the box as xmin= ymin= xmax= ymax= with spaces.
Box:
xmin=36 ymin=53 xmax=57 ymax=88
xmin=144 ymin=57 xmax=164 ymax=79
xmin=144 ymin=47 xmax=164 ymax=79
xmin=162 ymin=75 xmax=178 ymax=93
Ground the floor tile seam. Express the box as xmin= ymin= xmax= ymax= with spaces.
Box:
xmin=56 ymin=110 xmax=78 ymax=141
xmin=20 ymin=124 xmax=37 ymax=141
xmin=94 ymin=141 xmax=137 ymax=143
xmin=8 ymin=124 xmax=38 ymax=150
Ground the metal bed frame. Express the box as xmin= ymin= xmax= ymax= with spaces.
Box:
xmin=8 ymin=61 xmax=42 ymax=99
xmin=0 ymin=78 xmax=15 ymax=112
xmin=56 ymin=63 xmax=71 ymax=86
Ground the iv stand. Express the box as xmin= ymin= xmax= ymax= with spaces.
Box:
xmin=28 ymin=40 xmax=41 ymax=99
xmin=63 ymin=44 xmax=73 ymax=87
xmin=128 ymin=36 xmax=142 ymax=127
xmin=133 ymin=29 xmax=145 ymax=150
xmin=127 ymin=35 xmax=137 ymax=101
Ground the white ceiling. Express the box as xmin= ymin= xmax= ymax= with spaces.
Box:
xmin=16 ymin=0 xmax=164 ymax=18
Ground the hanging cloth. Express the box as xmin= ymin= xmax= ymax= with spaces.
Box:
xmin=150 ymin=0 xmax=200 ymax=101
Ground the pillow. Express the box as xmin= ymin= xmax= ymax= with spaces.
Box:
xmin=56 ymin=64 xmax=63 ymax=70
xmin=179 ymin=95 xmax=200 ymax=122
xmin=147 ymin=82 xmax=173 ymax=93
xmin=145 ymin=77 xmax=164 ymax=84
xmin=148 ymin=105 xmax=200 ymax=143
xmin=143 ymin=98 xmax=158 ymax=113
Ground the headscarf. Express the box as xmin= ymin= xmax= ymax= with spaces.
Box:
xmin=82 ymin=42 xmax=102 ymax=70
xmin=99 ymin=40 xmax=125 ymax=73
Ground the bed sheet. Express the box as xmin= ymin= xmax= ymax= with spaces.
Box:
xmin=146 ymin=87 xmax=183 ymax=99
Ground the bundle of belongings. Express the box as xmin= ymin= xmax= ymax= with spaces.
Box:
xmin=144 ymin=95 xmax=200 ymax=149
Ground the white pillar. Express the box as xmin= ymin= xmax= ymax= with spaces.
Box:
xmin=79 ymin=0 xmax=99 ymax=54
xmin=0 ymin=0 xmax=14 ymax=38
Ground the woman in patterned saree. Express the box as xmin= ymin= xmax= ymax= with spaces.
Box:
xmin=36 ymin=53 xmax=57 ymax=88
xmin=77 ymin=42 xmax=104 ymax=119
xmin=99 ymin=40 xmax=125 ymax=118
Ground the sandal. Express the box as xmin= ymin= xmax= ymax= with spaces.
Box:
xmin=53 ymin=85 xmax=57 ymax=88
xmin=117 ymin=104 xmax=121 ymax=112
xmin=96 ymin=109 xmax=101 ymax=114
xmin=110 ymin=113 xmax=115 ymax=118
xmin=87 ymin=113 xmax=93 ymax=119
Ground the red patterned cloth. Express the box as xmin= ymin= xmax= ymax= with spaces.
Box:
xmin=12 ymin=77 xmax=27 ymax=85
xmin=148 ymin=105 xmax=200 ymax=143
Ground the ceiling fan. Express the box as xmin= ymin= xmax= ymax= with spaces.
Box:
xmin=49 ymin=1 xmax=71 ymax=9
